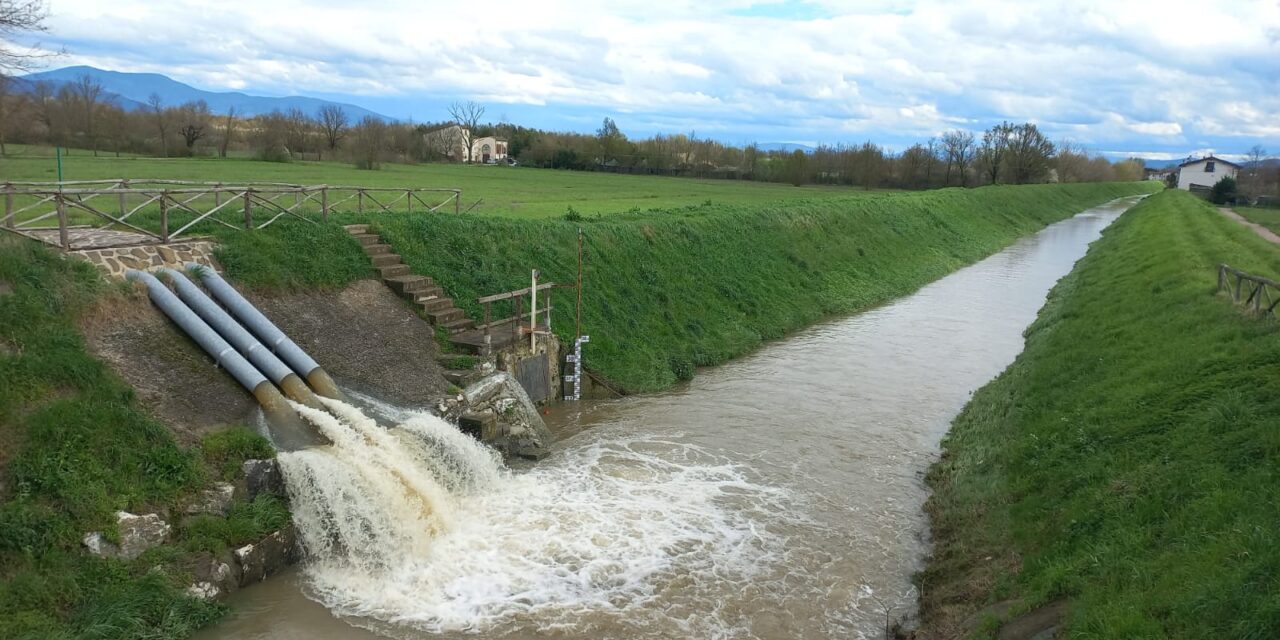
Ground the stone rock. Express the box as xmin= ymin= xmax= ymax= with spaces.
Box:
xmin=234 ymin=526 xmax=297 ymax=586
xmin=157 ymin=245 xmax=177 ymax=263
xmin=243 ymin=459 xmax=285 ymax=501
xmin=184 ymin=482 xmax=236 ymax=516
xmin=462 ymin=371 xmax=552 ymax=454
xmin=82 ymin=511 xmax=171 ymax=560
xmin=185 ymin=582 xmax=221 ymax=601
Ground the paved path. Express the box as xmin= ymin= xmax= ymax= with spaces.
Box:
xmin=27 ymin=227 xmax=160 ymax=250
xmin=1219 ymin=208 xmax=1280 ymax=245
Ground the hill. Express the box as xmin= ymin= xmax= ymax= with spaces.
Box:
xmin=18 ymin=66 xmax=390 ymax=121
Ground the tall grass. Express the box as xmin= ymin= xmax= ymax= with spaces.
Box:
xmin=918 ymin=189 xmax=1280 ymax=638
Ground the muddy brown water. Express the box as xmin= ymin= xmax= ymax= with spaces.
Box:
xmin=198 ymin=197 xmax=1140 ymax=640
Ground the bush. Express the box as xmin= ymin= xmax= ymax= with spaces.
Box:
xmin=1210 ymin=175 xmax=1238 ymax=204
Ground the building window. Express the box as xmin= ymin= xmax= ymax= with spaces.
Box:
xmin=1205 ymin=161 xmax=1215 ymax=173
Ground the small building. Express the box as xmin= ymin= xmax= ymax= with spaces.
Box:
xmin=470 ymin=136 xmax=508 ymax=164
xmin=1176 ymin=156 xmax=1240 ymax=191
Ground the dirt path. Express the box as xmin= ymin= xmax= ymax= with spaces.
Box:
xmin=1220 ymin=208 xmax=1280 ymax=245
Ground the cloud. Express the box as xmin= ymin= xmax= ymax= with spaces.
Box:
xmin=29 ymin=0 xmax=1280 ymax=153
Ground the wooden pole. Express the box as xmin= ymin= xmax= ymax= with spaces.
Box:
xmin=358 ymin=190 xmax=364 ymax=215
xmin=530 ymin=269 xmax=538 ymax=351
xmin=407 ymin=189 xmax=412 ymax=215
xmin=454 ymin=190 xmax=460 ymax=215
xmin=576 ymin=228 xmax=583 ymax=341
xmin=321 ymin=187 xmax=329 ymax=222
xmin=3 ymin=182 xmax=13 ymax=229
xmin=56 ymin=194 xmax=69 ymax=249
xmin=159 ymin=192 xmax=170 ymax=242
xmin=243 ymin=190 xmax=253 ymax=229
xmin=214 ymin=183 xmax=222 ymax=208
xmin=118 ymin=178 xmax=128 ymax=220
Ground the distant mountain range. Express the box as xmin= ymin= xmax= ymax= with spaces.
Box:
xmin=17 ymin=66 xmax=390 ymax=121
xmin=754 ymin=142 xmax=816 ymax=153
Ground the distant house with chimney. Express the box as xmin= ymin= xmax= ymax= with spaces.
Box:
xmin=421 ymin=124 xmax=508 ymax=163
xmin=1176 ymin=155 xmax=1239 ymax=192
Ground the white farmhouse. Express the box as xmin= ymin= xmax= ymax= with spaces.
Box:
xmin=1176 ymin=156 xmax=1240 ymax=191
xmin=470 ymin=136 xmax=509 ymax=164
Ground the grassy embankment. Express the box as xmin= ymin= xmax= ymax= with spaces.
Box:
xmin=217 ymin=181 xmax=1159 ymax=392
xmin=0 ymin=237 xmax=288 ymax=639
xmin=918 ymin=189 xmax=1280 ymax=638
xmin=0 ymin=144 xmax=879 ymax=219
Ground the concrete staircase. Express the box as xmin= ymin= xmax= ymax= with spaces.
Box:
xmin=344 ymin=224 xmax=475 ymax=334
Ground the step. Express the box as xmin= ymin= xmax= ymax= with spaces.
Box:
xmin=442 ymin=318 xmax=476 ymax=334
xmin=419 ymin=297 xmax=453 ymax=312
xmin=428 ymin=307 xmax=466 ymax=324
xmin=371 ymin=254 xmax=402 ymax=268
xmin=353 ymin=233 xmax=380 ymax=246
xmin=363 ymin=243 xmax=393 ymax=255
xmin=412 ymin=286 xmax=444 ymax=301
xmin=378 ymin=264 xmax=411 ymax=278
xmin=343 ymin=224 xmax=370 ymax=234
xmin=384 ymin=274 xmax=432 ymax=295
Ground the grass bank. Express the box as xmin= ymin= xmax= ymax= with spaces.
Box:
xmin=218 ymin=181 xmax=1158 ymax=392
xmin=0 ymin=237 xmax=286 ymax=639
xmin=917 ymin=189 xmax=1280 ymax=638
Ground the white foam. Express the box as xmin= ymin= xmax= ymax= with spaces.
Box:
xmin=279 ymin=400 xmax=790 ymax=637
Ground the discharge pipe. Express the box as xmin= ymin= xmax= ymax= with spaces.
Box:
xmin=159 ymin=268 xmax=325 ymax=412
xmin=126 ymin=270 xmax=326 ymax=450
xmin=188 ymin=263 xmax=342 ymax=399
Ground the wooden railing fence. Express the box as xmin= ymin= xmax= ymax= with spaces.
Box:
xmin=1218 ymin=264 xmax=1280 ymax=318
xmin=1 ymin=180 xmax=461 ymax=250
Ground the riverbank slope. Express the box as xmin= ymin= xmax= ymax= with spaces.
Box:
xmin=222 ymin=182 xmax=1159 ymax=392
xmin=916 ymin=189 xmax=1280 ymax=638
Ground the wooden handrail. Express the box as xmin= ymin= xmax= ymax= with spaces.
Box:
xmin=477 ymin=282 xmax=557 ymax=304
xmin=1218 ymin=263 xmax=1280 ymax=316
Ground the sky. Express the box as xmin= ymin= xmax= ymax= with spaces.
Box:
xmin=13 ymin=0 xmax=1280 ymax=159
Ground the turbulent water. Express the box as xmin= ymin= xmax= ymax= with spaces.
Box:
xmin=276 ymin=398 xmax=791 ymax=639
xmin=202 ymin=197 xmax=1142 ymax=640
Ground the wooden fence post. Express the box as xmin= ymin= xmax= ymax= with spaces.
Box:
xmin=214 ymin=183 xmax=222 ymax=208
xmin=118 ymin=178 xmax=129 ymax=219
xmin=3 ymin=182 xmax=13 ymax=229
xmin=454 ymin=190 xmax=460 ymax=215
xmin=160 ymin=191 xmax=170 ymax=242
xmin=56 ymin=194 xmax=69 ymax=249
xmin=357 ymin=189 xmax=364 ymax=215
xmin=321 ymin=187 xmax=329 ymax=222
xmin=407 ymin=189 xmax=412 ymax=215
xmin=243 ymin=190 xmax=253 ymax=229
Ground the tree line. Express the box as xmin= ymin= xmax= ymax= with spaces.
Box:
xmin=0 ymin=73 xmax=1148 ymax=188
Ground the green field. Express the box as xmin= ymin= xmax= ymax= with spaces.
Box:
xmin=0 ymin=145 xmax=878 ymax=219
xmin=919 ymin=190 xmax=1280 ymax=638
xmin=215 ymin=181 xmax=1160 ymax=392
xmin=1236 ymin=205 xmax=1280 ymax=236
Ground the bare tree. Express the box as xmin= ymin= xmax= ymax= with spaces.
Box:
xmin=318 ymin=104 xmax=347 ymax=158
xmin=284 ymin=107 xmax=312 ymax=159
xmin=70 ymin=74 xmax=104 ymax=156
xmin=941 ymin=129 xmax=975 ymax=187
xmin=350 ymin=115 xmax=388 ymax=170
xmin=447 ymin=100 xmax=485 ymax=162
xmin=219 ymin=106 xmax=236 ymax=158
xmin=978 ymin=122 xmax=1014 ymax=185
xmin=177 ymin=100 xmax=209 ymax=151
xmin=147 ymin=92 xmax=168 ymax=157
xmin=0 ymin=74 xmax=12 ymax=154
xmin=0 ymin=0 xmax=49 ymax=73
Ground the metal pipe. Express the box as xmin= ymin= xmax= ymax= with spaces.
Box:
xmin=127 ymin=270 xmax=268 ymax=394
xmin=159 ymin=268 xmax=325 ymax=411
xmin=188 ymin=263 xmax=341 ymax=398
xmin=127 ymin=269 xmax=327 ymax=451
